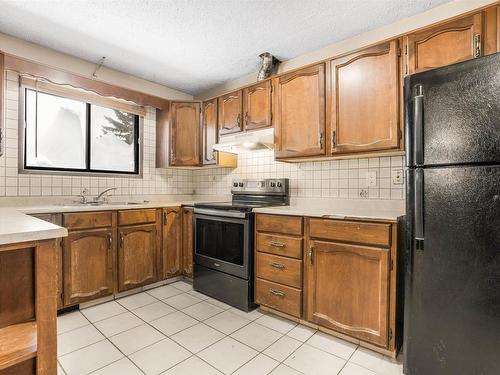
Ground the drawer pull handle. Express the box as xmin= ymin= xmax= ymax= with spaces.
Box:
xmin=269 ymin=241 xmax=285 ymax=248
xmin=269 ymin=288 xmax=285 ymax=297
xmin=270 ymin=262 xmax=286 ymax=270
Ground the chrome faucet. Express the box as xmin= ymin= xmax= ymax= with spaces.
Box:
xmin=94 ymin=188 xmax=118 ymax=203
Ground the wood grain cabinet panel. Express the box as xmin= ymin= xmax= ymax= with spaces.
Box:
xmin=162 ymin=207 xmax=182 ymax=279
xmin=63 ymin=228 xmax=114 ymax=305
xmin=218 ymin=90 xmax=243 ymax=135
xmin=274 ymin=64 xmax=326 ymax=159
xmin=170 ymin=101 xmax=201 ymax=167
xmin=182 ymin=207 xmax=194 ymax=277
xmin=255 ymin=278 xmax=302 ymax=318
xmin=255 ymin=252 xmax=301 ymax=288
xmin=330 ymin=40 xmax=401 ymax=154
xmin=202 ymin=98 xmax=218 ymax=165
xmin=118 ymin=224 xmax=157 ymax=292
xmin=63 ymin=212 xmax=112 ymax=230
xmin=243 ymin=80 xmax=272 ymax=130
xmin=405 ymin=13 xmax=483 ymax=75
xmin=118 ymin=209 xmax=156 ymax=226
xmin=256 ymin=233 xmax=303 ymax=259
xmin=305 ymin=240 xmax=390 ymax=347
xmin=256 ymin=214 xmax=303 ymax=236
xmin=309 ymin=219 xmax=391 ymax=247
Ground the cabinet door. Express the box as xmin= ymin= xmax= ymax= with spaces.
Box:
xmin=405 ymin=13 xmax=483 ymax=75
xmin=63 ymin=228 xmax=114 ymax=306
xmin=182 ymin=207 xmax=194 ymax=277
xmin=218 ymin=90 xmax=242 ymax=135
xmin=243 ymin=80 xmax=272 ymax=130
xmin=330 ymin=40 xmax=400 ymax=154
xmin=305 ymin=240 xmax=390 ymax=347
xmin=118 ymin=224 xmax=157 ymax=292
xmin=162 ymin=207 xmax=182 ymax=278
xmin=202 ymin=98 xmax=218 ymax=165
xmin=170 ymin=101 xmax=200 ymax=166
xmin=274 ymin=64 xmax=326 ymax=159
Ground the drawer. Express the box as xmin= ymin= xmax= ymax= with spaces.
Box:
xmin=309 ymin=218 xmax=391 ymax=247
xmin=63 ymin=211 xmax=112 ymax=230
xmin=256 ymin=214 xmax=303 ymax=236
xmin=256 ymin=252 xmax=302 ymax=288
xmin=256 ymin=233 xmax=302 ymax=259
xmin=118 ymin=209 xmax=157 ymax=226
xmin=255 ymin=278 xmax=301 ymax=318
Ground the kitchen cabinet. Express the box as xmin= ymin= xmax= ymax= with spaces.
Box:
xmin=169 ymin=101 xmax=201 ymax=167
xmin=330 ymin=40 xmax=401 ymax=154
xmin=242 ymin=80 xmax=272 ymax=131
xmin=162 ymin=207 xmax=182 ymax=278
xmin=202 ymin=98 xmax=218 ymax=165
xmin=182 ymin=207 xmax=194 ymax=277
xmin=273 ymin=64 xmax=326 ymax=159
xmin=218 ymin=90 xmax=243 ymax=135
xmin=117 ymin=224 xmax=158 ymax=292
xmin=404 ymin=12 xmax=485 ymax=75
xmin=63 ymin=228 xmax=115 ymax=305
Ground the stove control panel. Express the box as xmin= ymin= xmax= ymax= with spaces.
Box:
xmin=231 ymin=178 xmax=289 ymax=195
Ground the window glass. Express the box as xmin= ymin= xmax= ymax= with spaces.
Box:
xmin=90 ymin=105 xmax=137 ymax=172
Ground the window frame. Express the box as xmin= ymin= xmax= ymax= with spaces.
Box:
xmin=19 ymin=84 xmax=143 ymax=177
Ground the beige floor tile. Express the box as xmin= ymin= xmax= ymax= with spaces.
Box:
xmin=150 ymin=311 xmax=198 ymax=336
xmin=57 ymin=311 xmax=89 ymax=334
xmin=205 ymin=310 xmax=251 ymax=335
xmin=286 ymin=325 xmax=316 ymax=342
xmin=182 ymin=301 xmax=224 ymax=320
xmin=162 ymin=356 xmax=222 ymax=375
xmin=57 ymin=324 xmax=104 ymax=356
xmin=57 ymin=362 xmax=65 ymax=375
xmin=204 ymin=297 xmax=233 ymax=310
xmin=350 ymin=347 xmax=403 ymax=375
xmin=231 ymin=322 xmax=282 ymax=351
xmin=263 ymin=336 xmax=302 ymax=362
xmin=233 ymin=353 xmax=279 ymax=375
xmin=269 ymin=364 xmax=304 ymax=375
xmin=170 ymin=281 xmax=193 ymax=292
xmin=229 ymin=307 xmax=264 ymax=321
xmin=59 ymin=340 xmax=123 ymax=375
xmin=132 ymin=301 xmax=175 ymax=322
xmin=339 ymin=362 xmax=379 ymax=375
xmin=306 ymin=331 xmax=357 ymax=360
xmin=91 ymin=358 xmax=143 ymax=375
xmin=81 ymin=301 xmax=127 ymax=323
xmin=146 ymin=284 xmax=183 ymax=300
xmin=117 ymin=292 xmax=158 ymax=310
xmin=284 ymin=344 xmax=346 ymax=375
xmin=171 ymin=323 xmax=225 ymax=353
xmin=164 ymin=293 xmax=201 ymax=309
xmin=94 ymin=312 xmax=143 ymax=337
xmin=198 ymin=337 xmax=258 ymax=375
xmin=109 ymin=324 xmax=165 ymax=355
xmin=187 ymin=290 xmax=211 ymax=300
xmin=255 ymin=314 xmax=297 ymax=334
xmin=129 ymin=338 xmax=191 ymax=375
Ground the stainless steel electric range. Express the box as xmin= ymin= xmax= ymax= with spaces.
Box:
xmin=193 ymin=178 xmax=289 ymax=311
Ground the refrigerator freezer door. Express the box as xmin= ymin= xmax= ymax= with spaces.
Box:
xmin=404 ymin=165 xmax=500 ymax=375
xmin=405 ymin=53 xmax=500 ymax=167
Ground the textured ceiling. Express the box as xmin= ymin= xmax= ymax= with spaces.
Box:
xmin=0 ymin=0 xmax=450 ymax=95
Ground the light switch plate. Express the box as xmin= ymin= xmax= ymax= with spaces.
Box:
xmin=392 ymin=169 xmax=404 ymax=185
xmin=366 ymin=171 xmax=377 ymax=187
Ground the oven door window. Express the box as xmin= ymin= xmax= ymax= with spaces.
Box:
xmin=195 ymin=218 xmax=245 ymax=266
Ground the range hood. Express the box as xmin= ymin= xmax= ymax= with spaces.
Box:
xmin=213 ymin=128 xmax=274 ymax=154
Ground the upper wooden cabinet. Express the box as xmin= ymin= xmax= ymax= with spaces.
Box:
xmin=242 ymin=80 xmax=272 ymax=131
xmin=63 ymin=228 xmax=114 ymax=306
xmin=405 ymin=12 xmax=486 ymax=75
xmin=330 ymin=40 xmax=401 ymax=154
xmin=169 ymin=101 xmax=201 ymax=167
xmin=162 ymin=207 xmax=182 ymax=279
xmin=202 ymin=98 xmax=218 ymax=165
xmin=274 ymin=64 xmax=326 ymax=159
xmin=118 ymin=224 xmax=158 ymax=292
xmin=218 ymin=90 xmax=243 ymax=135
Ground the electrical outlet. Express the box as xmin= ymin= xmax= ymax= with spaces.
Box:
xmin=366 ymin=171 xmax=377 ymax=187
xmin=359 ymin=188 xmax=369 ymax=199
xmin=392 ymin=169 xmax=404 ymax=185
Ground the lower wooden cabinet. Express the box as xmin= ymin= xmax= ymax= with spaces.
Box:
xmin=117 ymin=224 xmax=158 ymax=292
xmin=182 ymin=207 xmax=194 ymax=277
xmin=162 ymin=207 xmax=182 ymax=278
xmin=63 ymin=228 xmax=114 ymax=306
xmin=305 ymin=240 xmax=390 ymax=347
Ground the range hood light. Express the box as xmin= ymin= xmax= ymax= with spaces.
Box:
xmin=212 ymin=128 xmax=274 ymax=154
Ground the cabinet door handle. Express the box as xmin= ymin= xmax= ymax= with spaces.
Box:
xmin=269 ymin=240 xmax=285 ymax=248
xmin=319 ymin=132 xmax=324 ymax=149
xmin=244 ymin=111 xmax=249 ymax=125
xmin=270 ymin=262 xmax=285 ymax=270
xmin=107 ymin=233 xmax=112 ymax=250
xmin=309 ymin=245 xmax=315 ymax=265
xmin=163 ymin=211 xmax=167 ymax=225
xmin=236 ymin=114 xmax=241 ymax=128
xmin=269 ymin=288 xmax=285 ymax=297
xmin=473 ymin=33 xmax=481 ymax=58
xmin=120 ymin=232 xmax=124 ymax=248
xmin=332 ymin=130 xmax=337 ymax=148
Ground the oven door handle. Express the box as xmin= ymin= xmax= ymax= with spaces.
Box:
xmin=193 ymin=208 xmax=247 ymax=219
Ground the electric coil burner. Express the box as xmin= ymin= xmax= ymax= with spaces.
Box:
xmin=193 ymin=178 xmax=289 ymax=311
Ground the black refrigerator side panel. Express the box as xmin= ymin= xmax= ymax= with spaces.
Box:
xmin=405 ymin=165 xmax=500 ymax=375
xmin=406 ymin=53 xmax=500 ymax=167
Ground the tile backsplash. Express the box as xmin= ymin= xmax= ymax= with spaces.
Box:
xmin=2 ymin=71 xmax=404 ymax=200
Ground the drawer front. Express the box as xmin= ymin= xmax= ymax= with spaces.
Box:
xmin=256 ymin=214 xmax=303 ymax=236
xmin=256 ymin=252 xmax=301 ymax=288
xmin=255 ymin=278 xmax=301 ymax=318
xmin=118 ymin=209 xmax=157 ymax=226
xmin=309 ymin=219 xmax=391 ymax=247
xmin=63 ymin=212 xmax=112 ymax=230
xmin=256 ymin=233 xmax=302 ymax=259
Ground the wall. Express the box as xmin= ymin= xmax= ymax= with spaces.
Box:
xmin=194 ymin=151 xmax=404 ymax=200
xmin=197 ymin=0 xmax=497 ymax=99
xmin=0 ymin=71 xmax=194 ymax=198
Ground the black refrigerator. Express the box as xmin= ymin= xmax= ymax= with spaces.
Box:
xmin=404 ymin=53 xmax=500 ymax=375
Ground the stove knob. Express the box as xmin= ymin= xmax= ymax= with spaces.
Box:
xmin=233 ymin=182 xmax=239 ymax=187
xmin=276 ymin=182 xmax=282 ymax=187
xmin=270 ymin=182 xmax=276 ymax=187
xmin=239 ymin=182 xmax=244 ymax=187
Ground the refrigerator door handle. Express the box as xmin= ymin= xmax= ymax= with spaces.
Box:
xmin=414 ymin=85 xmax=424 ymax=165
xmin=414 ymin=168 xmax=424 ymax=249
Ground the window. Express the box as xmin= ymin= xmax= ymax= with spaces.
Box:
xmin=24 ymin=88 xmax=139 ymax=175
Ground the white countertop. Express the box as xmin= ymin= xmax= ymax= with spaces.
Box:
xmin=0 ymin=208 xmax=68 ymax=246
xmin=253 ymin=198 xmax=405 ymax=221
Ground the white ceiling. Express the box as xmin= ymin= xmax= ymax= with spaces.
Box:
xmin=0 ymin=0 xmax=450 ymax=95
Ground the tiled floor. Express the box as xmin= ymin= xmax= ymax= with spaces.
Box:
xmin=57 ymin=281 xmax=404 ymax=375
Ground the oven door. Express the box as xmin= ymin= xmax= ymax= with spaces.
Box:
xmin=194 ymin=211 xmax=251 ymax=279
